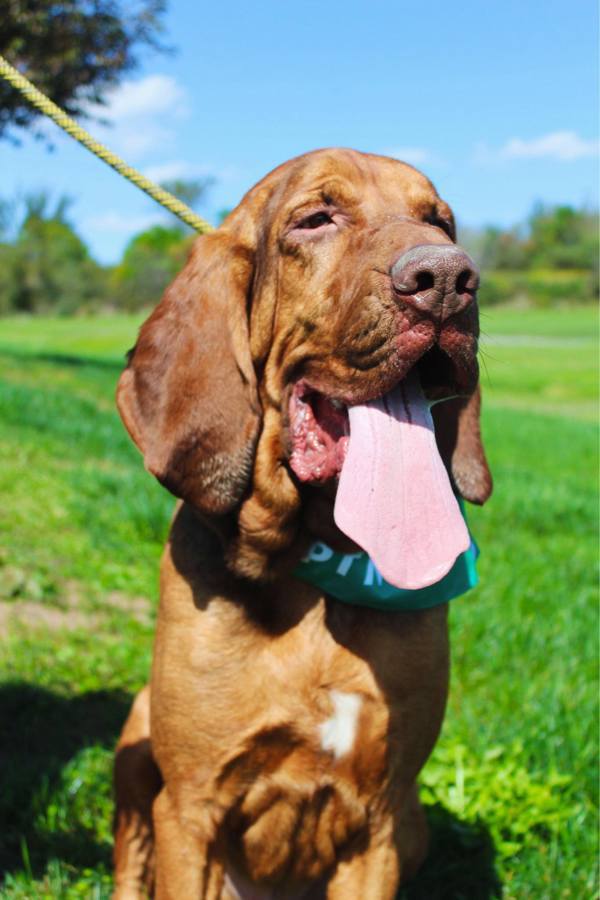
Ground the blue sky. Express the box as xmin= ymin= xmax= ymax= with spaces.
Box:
xmin=1 ymin=0 xmax=598 ymax=263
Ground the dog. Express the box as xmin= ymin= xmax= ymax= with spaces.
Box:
xmin=112 ymin=148 xmax=492 ymax=899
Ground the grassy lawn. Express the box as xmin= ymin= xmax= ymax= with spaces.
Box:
xmin=479 ymin=304 xmax=598 ymax=339
xmin=0 ymin=306 xmax=597 ymax=898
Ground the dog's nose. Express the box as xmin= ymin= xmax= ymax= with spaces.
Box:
xmin=390 ymin=244 xmax=479 ymax=321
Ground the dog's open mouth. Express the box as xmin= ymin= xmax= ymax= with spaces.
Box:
xmin=288 ymin=343 xmax=465 ymax=485
xmin=288 ymin=342 xmax=472 ymax=590
xmin=288 ymin=385 xmax=350 ymax=484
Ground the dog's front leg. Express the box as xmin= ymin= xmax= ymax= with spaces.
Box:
xmin=153 ymin=787 xmax=226 ymax=900
xmin=325 ymin=828 xmax=401 ymax=900
xmin=326 ymin=787 xmax=428 ymax=900
xmin=113 ymin=686 xmax=162 ymax=900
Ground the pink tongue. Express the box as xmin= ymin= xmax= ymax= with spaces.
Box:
xmin=334 ymin=374 xmax=469 ymax=590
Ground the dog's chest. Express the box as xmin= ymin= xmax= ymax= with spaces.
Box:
xmin=317 ymin=689 xmax=363 ymax=759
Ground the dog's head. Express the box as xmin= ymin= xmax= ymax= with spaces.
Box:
xmin=117 ymin=149 xmax=492 ymax=578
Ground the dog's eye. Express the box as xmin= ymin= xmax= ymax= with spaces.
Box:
xmin=426 ymin=215 xmax=454 ymax=239
xmin=295 ymin=211 xmax=334 ymax=230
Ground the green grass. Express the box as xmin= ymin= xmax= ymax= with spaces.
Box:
xmin=476 ymin=305 xmax=598 ymax=422
xmin=479 ymin=303 xmax=597 ymax=339
xmin=479 ymin=343 xmax=597 ymax=421
xmin=0 ymin=307 xmax=597 ymax=898
xmin=0 ymin=314 xmax=144 ymax=363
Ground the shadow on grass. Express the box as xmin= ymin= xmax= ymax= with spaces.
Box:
xmin=400 ymin=804 xmax=501 ymax=899
xmin=0 ymin=346 xmax=124 ymax=371
xmin=0 ymin=682 xmax=501 ymax=897
xmin=0 ymin=681 xmax=131 ymax=879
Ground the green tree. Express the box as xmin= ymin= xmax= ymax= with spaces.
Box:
xmin=477 ymin=225 xmax=528 ymax=271
xmin=526 ymin=204 xmax=598 ymax=270
xmin=110 ymin=176 xmax=213 ymax=310
xmin=111 ymin=225 xmax=192 ymax=310
xmin=0 ymin=0 xmax=167 ymax=141
xmin=0 ymin=174 xmax=213 ymax=315
xmin=0 ymin=192 xmax=107 ymax=314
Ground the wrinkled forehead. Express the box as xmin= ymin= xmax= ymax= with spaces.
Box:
xmin=261 ymin=149 xmax=446 ymax=222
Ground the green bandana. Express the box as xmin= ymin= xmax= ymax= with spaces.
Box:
xmin=293 ymin=505 xmax=479 ymax=612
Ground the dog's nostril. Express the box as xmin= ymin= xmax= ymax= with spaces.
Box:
xmin=415 ymin=270 xmax=435 ymax=292
xmin=456 ymin=269 xmax=475 ymax=295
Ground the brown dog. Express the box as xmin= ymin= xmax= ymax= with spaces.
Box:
xmin=112 ymin=149 xmax=492 ymax=899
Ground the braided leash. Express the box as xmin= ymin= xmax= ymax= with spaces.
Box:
xmin=0 ymin=54 xmax=214 ymax=234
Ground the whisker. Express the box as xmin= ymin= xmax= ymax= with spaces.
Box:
xmin=478 ymin=350 xmax=493 ymax=388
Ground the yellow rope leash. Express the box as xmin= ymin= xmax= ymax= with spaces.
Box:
xmin=0 ymin=54 xmax=214 ymax=234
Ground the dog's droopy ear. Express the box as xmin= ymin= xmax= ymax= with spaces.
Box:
xmin=432 ymin=386 xmax=493 ymax=505
xmin=117 ymin=231 xmax=260 ymax=515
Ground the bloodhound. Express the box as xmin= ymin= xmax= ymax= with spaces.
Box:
xmin=112 ymin=148 xmax=492 ymax=899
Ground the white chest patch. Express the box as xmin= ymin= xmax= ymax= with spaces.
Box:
xmin=318 ymin=690 xmax=362 ymax=760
